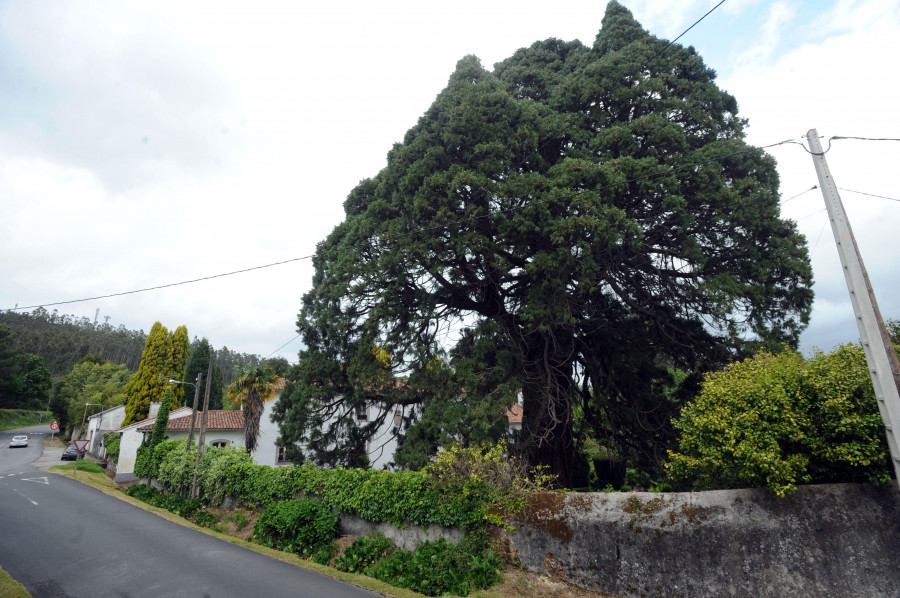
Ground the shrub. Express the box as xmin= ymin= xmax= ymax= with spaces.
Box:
xmin=193 ymin=510 xmax=220 ymax=528
xmin=334 ymin=535 xmax=396 ymax=574
xmin=425 ymin=439 xmax=556 ymax=527
xmin=103 ymin=432 xmax=121 ymax=462
xmin=368 ymin=536 xmax=501 ymax=597
xmin=667 ymin=345 xmax=892 ymax=497
xmin=253 ymin=498 xmax=338 ymax=556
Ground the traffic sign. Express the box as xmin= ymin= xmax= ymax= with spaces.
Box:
xmin=50 ymin=420 xmax=59 ymax=431
xmin=73 ymin=439 xmax=89 ymax=453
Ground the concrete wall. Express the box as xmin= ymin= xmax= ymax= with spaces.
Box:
xmin=501 ymin=483 xmax=900 ymax=598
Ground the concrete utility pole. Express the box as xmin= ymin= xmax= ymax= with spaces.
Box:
xmin=186 ymin=372 xmax=203 ymax=449
xmin=806 ymin=128 xmax=900 ymax=486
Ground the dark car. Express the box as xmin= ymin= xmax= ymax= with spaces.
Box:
xmin=61 ymin=445 xmax=80 ymax=461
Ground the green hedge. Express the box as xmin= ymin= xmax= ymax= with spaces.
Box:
xmin=150 ymin=439 xmax=516 ymax=530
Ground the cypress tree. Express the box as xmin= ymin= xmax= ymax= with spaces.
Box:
xmin=123 ymin=322 xmax=169 ymax=425
xmin=165 ymin=325 xmax=190 ymax=409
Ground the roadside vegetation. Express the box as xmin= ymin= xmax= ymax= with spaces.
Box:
xmin=0 ymin=565 xmax=30 ymax=598
xmin=0 ymin=409 xmax=52 ymax=431
xmin=124 ymin=439 xmax=552 ymax=597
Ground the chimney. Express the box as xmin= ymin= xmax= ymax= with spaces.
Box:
xmin=149 ymin=401 xmax=161 ymax=419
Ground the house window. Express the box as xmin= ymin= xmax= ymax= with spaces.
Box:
xmin=211 ymin=441 xmax=229 ymax=448
xmin=356 ymin=403 xmax=368 ymax=422
xmin=277 ymin=446 xmax=290 ymax=463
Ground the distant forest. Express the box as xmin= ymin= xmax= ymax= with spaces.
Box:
xmin=0 ymin=308 xmax=264 ymax=385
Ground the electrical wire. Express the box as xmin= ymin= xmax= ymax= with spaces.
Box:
xmin=651 ymin=0 xmax=729 ymax=61
xmin=781 ymin=185 xmax=817 ymax=204
xmin=265 ymin=334 xmax=302 ymax=359
xmin=838 ymin=187 xmax=900 ymax=203
xmin=832 ymin=136 xmax=900 ymax=143
xmin=6 ymin=255 xmax=313 ymax=311
xmin=2 ymin=137 xmax=798 ymax=313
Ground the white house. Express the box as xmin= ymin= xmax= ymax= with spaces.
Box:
xmin=113 ymin=405 xmax=194 ymax=482
xmin=85 ymin=404 xmax=127 ymax=459
xmin=111 ymin=379 xmax=291 ymax=481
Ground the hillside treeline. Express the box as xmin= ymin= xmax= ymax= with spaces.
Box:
xmin=0 ymin=309 xmax=263 ymax=387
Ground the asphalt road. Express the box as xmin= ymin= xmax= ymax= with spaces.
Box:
xmin=0 ymin=426 xmax=383 ymax=598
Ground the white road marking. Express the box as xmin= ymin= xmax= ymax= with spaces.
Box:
xmin=13 ymin=489 xmax=38 ymax=506
xmin=22 ymin=477 xmax=49 ymax=485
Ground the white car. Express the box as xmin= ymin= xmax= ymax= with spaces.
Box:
xmin=9 ymin=435 xmax=29 ymax=448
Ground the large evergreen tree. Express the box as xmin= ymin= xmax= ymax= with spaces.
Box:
xmin=275 ymin=2 xmax=813 ymax=486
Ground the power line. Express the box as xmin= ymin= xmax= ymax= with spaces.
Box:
xmin=781 ymin=185 xmax=818 ymax=204
xmin=838 ymin=187 xmax=900 ymax=203
xmin=3 ymin=137 xmax=798 ymax=313
xmin=6 ymin=255 xmax=313 ymax=311
xmin=832 ymin=136 xmax=900 ymax=143
xmin=265 ymin=334 xmax=302 ymax=359
xmin=652 ymin=0 xmax=729 ymax=61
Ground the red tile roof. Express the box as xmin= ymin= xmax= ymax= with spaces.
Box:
xmin=137 ymin=410 xmax=244 ymax=431
xmin=275 ymin=377 xmax=287 ymax=391
xmin=506 ymin=404 xmax=523 ymax=424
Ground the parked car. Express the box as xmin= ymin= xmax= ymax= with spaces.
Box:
xmin=61 ymin=445 xmax=80 ymax=461
xmin=9 ymin=435 xmax=28 ymax=448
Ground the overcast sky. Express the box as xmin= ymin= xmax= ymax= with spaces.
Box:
xmin=1 ymin=0 xmax=898 ymax=365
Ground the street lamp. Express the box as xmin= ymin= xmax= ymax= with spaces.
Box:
xmin=167 ymin=378 xmax=196 ymax=407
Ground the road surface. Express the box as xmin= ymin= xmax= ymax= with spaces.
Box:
xmin=0 ymin=425 xmax=383 ymax=598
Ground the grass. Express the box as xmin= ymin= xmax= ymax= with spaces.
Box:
xmin=0 ymin=565 xmax=31 ymax=598
xmin=53 ymin=460 xmax=106 ymax=474
xmin=0 ymin=409 xmax=53 ymax=431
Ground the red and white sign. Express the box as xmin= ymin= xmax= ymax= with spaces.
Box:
xmin=73 ymin=439 xmax=89 ymax=453
xmin=50 ymin=420 xmax=59 ymax=431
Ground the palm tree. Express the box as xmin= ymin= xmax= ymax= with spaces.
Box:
xmin=225 ymin=365 xmax=278 ymax=454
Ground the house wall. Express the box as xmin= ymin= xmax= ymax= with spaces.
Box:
xmin=166 ymin=429 xmax=244 ymax=448
xmin=114 ymin=408 xmax=193 ymax=482
xmin=86 ymin=405 xmax=127 ymax=457
xmin=254 ymin=395 xmax=282 ymax=467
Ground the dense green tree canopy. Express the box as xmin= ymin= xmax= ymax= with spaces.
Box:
xmin=50 ymin=357 xmax=132 ymax=431
xmin=276 ymin=2 xmax=813 ymax=485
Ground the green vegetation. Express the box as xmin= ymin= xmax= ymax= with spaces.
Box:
xmin=0 ymin=409 xmax=52 ymax=431
xmin=667 ymin=344 xmax=892 ymax=497
xmin=253 ymin=498 xmax=338 ymax=556
xmin=122 ymin=322 xmax=189 ymax=425
xmin=133 ymin=388 xmax=173 ymax=478
xmin=49 ymin=356 xmax=131 ymax=431
xmin=0 ymin=323 xmax=53 ymax=411
xmin=57 ymin=459 xmax=106 ymax=474
xmin=0 ymin=564 xmax=31 ymax=598
xmin=275 ymin=0 xmax=813 ymax=487
xmin=132 ymin=438 xmax=521 ymax=596
xmin=182 ymin=338 xmax=224 ymax=410
xmin=225 ymin=365 xmax=278 ymax=454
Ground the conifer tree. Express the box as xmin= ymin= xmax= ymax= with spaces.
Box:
xmin=276 ymin=1 xmax=813 ymax=486
xmin=166 ymin=325 xmax=190 ymax=409
xmin=183 ymin=338 xmax=224 ymax=410
xmin=122 ymin=322 xmax=189 ymax=425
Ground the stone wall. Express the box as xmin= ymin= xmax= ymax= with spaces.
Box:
xmin=501 ymin=483 xmax=900 ymax=598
